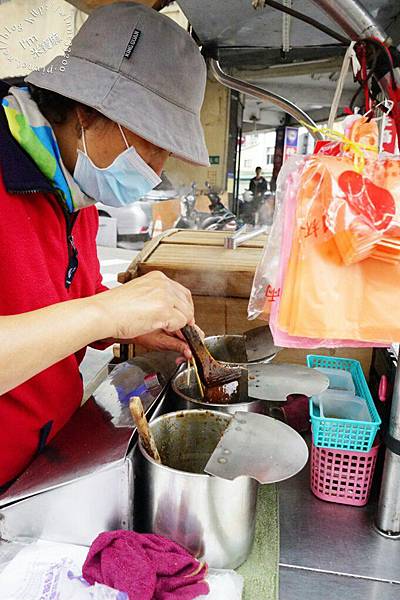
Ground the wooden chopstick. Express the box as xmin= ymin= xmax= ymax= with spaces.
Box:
xmin=129 ymin=396 xmax=161 ymax=464
xmin=191 ymin=356 xmax=204 ymax=398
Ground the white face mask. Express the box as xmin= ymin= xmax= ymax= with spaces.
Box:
xmin=73 ymin=123 xmax=162 ymax=208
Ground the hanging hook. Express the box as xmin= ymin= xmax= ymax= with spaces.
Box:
xmin=364 ymin=99 xmax=394 ymax=122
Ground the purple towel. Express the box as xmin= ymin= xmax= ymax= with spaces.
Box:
xmin=82 ymin=530 xmax=209 ymax=600
xmin=282 ymin=394 xmax=310 ymax=433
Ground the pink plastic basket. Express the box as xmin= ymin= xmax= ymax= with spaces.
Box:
xmin=310 ymin=438 xmax=379 ymax=506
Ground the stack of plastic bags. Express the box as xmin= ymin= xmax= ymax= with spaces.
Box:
xmin=0 ymin=537 xmax=244 ymax=600
xmin=248 ymin=115 xmax=400 ymax=347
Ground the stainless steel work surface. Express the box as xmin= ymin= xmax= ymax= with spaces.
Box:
xmin=0 ymin=398 xmax=133 ymax=507
xmin=0 ymin=353 xmax=178 ymax=507
xmin=279 ymin=456 xmax=400 ymax=584
xmin=280 ymin=567 xmax=400 ymax=600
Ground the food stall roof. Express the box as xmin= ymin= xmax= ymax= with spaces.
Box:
xmin=176 ymin=0 xmax=400 ymax=127
xmin=177 ymin=0 xmax=399 ymax=60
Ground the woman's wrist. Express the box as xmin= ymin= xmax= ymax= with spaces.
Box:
xmin=78 ymin=294 xmax=114 ymax=343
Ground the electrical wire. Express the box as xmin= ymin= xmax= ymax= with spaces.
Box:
xmin=262 ymin=0 xmax=349 ymax=45
xmin=349 ymin=43 xmax=377 ymax=112
xmin=363 ymin=37 xmax=397 ymax=90
xmin=349 ymin=40 xmax=397 ymax=113
xmin=249 ymin=1 xmax=397 ymax=118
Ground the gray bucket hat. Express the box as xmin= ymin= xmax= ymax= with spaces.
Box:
xmin=26 ymin=2 xmax=209 ymax=167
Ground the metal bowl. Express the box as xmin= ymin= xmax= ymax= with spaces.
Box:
xmin=204 ymin=326 xmax=281 ymax=367
xmin=171 ymin=367 xmax=265 ymax=415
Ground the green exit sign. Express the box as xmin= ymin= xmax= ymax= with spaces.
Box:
xmin=209 ymin=155 xmax=220 ymax=165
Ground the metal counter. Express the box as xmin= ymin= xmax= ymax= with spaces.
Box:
xmin=0 ymin=354 xmax=177 ymax=545
xmin=1 ymin=356 xmax=400 ymax=598
xmin=279 ymin=438 xmax=400 ymax=599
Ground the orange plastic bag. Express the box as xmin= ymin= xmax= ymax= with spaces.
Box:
xmin=278 ymin=146 xmax=400 ymax=343
xmin=311 ymin=118 xmax=400 ymax=266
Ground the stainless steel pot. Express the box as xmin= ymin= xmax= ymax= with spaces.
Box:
xmin=171 ymin=367 xmax=266 ymax=415
xmin=204 ymin=335 xmax=254 ymax=365
xmin=204 ymin=327 xmax=281 ymax=366
xmin=134 ymin=410 xmax=258 ymax=569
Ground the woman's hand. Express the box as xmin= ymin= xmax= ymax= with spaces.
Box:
xmin=134 ymin=330 xmax=192 ymax=359
xmin=132 ymin=326 xmax=205 ymax=361
xmin=92 ymin=271 xmax=195 ymax=340
xmin=0 ymin=272 xmax=197 ymax=395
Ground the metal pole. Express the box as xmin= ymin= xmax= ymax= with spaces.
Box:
xmin=376 ymin=356 xmax=400 ymax=536
xmin=209 ymin=59 xmax=323 ymax=141
xmin=234 ymin=125 xmax=243 ymax=215
xmin=309 ymin=0 xmax=387 ymax=42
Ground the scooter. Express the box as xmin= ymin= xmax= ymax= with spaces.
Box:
xmin=237 ymin=189 xmax=275 ymax=226
xmin=173 ymin=182 xmax=198 ymax=229
xmin=174 ymin=182 xmax=241 ymax=231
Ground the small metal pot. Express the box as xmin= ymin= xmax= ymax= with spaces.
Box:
xmin=204 ymin=327 xmax=280 ymax=367
xmin=134 ymin=410 xmax=258 ymax=569
xmin=171 ymin=367 xmax=266 ymax=415
xmin=204 ymin=335 xmax=252 ymax=365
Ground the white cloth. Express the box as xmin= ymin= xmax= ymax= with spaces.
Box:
xmin=198 ymin=568 xmax=244 ymax=600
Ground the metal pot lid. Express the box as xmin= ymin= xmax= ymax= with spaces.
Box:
xmin=244 ymin=326 xmax=281 ymax=362
xmin=204 ymin=326 xmax=281 ymax=366
xmin=204 ymin=411 xmax=309 ymax=484
xmin=248 ymin=363 xmax=329 ymax=402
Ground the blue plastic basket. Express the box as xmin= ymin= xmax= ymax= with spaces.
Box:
xmin=307 ymin=355 xmax=381 ymax=452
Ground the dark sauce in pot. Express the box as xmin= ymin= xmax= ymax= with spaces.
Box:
xmin=203 ymin=380 xmax=240 ymax=404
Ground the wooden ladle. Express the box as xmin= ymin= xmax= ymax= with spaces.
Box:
xmin=181 ymin=325 xmax=242 ymax=387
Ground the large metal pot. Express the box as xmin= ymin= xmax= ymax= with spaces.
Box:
xmin=134 ymin=410 xmax=258 ymax=569
xmin=171 ymin=366 xmax=266 ymax=415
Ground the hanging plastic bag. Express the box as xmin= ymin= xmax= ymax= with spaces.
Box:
xmin=276 ymin=119 xmax=400 ymax=344
xmin=307 ymin=118 xmax=400 ymax=267
xmin=248 ymin=154 xmax=307 ymax=321
xmin=267 ymin=151 xmax=387 ymax=348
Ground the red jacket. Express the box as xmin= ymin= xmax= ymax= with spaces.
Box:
xmin=0 ymin=82 xmax=107 ymax=487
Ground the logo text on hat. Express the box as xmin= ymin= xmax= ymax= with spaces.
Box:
xmin=124 ymin=29 xmax=141 ymax=59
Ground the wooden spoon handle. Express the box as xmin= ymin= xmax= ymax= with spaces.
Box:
xmin=181 ymin=325 xmax=210 ymax=361
xmin=181 ymin=325 xmax=210 ymax=383
xmin=129 ymin=396 xmax=161 ymax=464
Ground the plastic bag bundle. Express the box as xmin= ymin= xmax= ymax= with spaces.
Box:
xmin=248 ymin=116 xmax=399 ymax=346
xmin=0 ymin=540 xmax=127 ymax=600
xmin=316 ymin=118 xmax=400 ymax=266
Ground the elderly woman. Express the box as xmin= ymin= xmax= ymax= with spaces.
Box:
xmin=0 ymin=2 xmax=209 ymax=489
